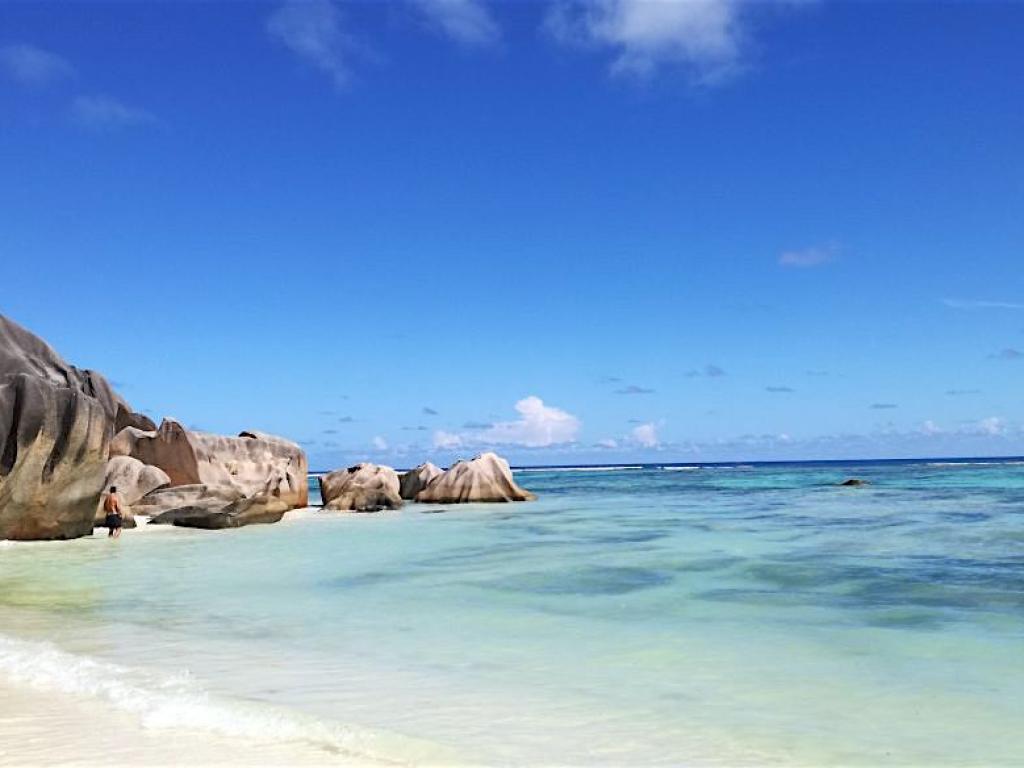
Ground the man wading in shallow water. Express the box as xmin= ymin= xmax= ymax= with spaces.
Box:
xmin=104 ymin=486 xmax=123 ymax=538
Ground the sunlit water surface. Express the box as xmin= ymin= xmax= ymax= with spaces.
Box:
xmin=2 ymin=461 xmax=1023 ymax=765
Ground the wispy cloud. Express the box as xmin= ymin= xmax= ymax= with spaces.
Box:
xmin=432 ymin=395 xmax=580 ymax=449
xmin=779 ymin=242 xmax=839 ymax=268
xmin=71 ymin=96 xmax=156 ymax=130
xmin=372 ymin=435 xmax=388 ymax=450
xmin=410 ymin=0 xmax=500 ymax=46
xmin=0 ymin=43 xmax=74 ymax=86
xmin=765 ymin=386 xmax=794 ymax=393
xmin=614 ymin=384 xmax=655 ymax=395
xmin=686 ymin=364 xmax=726 ymax=378
xmin=545 ymin=0 xmax=744 ymax=82
xmin=942 ymin=298 xmax=1024 ymax=310
xmin=267 ymin=0 xmax=354 ymax=90
xmin=945 ymin=389 xmax=980 ymax=396
xmin=422 ymin=406 xmax=439 ymax=415
xmin=989 ymin=348 xmax=1024 ymax=361
xmin=870 ymin=403 xmax=898 ymax=410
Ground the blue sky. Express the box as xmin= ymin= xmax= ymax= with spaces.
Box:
xmin=2 ymin=0 xmax=1023 ymax=468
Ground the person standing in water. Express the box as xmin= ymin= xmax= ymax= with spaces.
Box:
xmin=104 ymin=486 xmax=123 ymax=538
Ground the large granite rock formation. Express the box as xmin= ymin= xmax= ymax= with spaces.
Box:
xmin=319 ymin=463 xmax=402 ymax=512
xmin=0 ymin=315 xmax=124 ymax=540
xmin=0 ymin=374 xmax=112 ymax=539
xmin=111 ymin=419 xmax=308 ymax=508
xmin=415 ymin=452 xmax=535 ymax=503
xmin=399 ymin=462 xmax=443 ymax=500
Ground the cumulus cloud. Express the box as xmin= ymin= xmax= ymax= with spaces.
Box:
xmin=372 ymin=435 xmax=389 ymax=450
xmin=268 ymin=0 xmax=354 ymax=89
xmin=410 ymin=0 xmax=500 ymax=46
xmin=545 ymin=0 xmax=743 ymax=81
xmin=0 ymin=43 xmax=74 ymax=86
xmin=779 ymin=242 xmax=839 ymax=268
xmin=71 ymin=96 xmax=156 ymax=130
xmin=614 ymin=384 xmax=655 ymax=395
xmin=920 ymin=419 xmax=943 ymax=436
xmin=432 ymin=429 xmax=464 ymax=450
xmin=630 ymin=421 xmax=660 ymax=448
xmin=481 ymin=396 xmax=581 ymax=447
xmin=434 ymin=396 xmax=581 ymax=449
xmin=595 ymin=438 xmax=619 ymax=449
xmin=974 ymin=417 xmax=1005 ymax=436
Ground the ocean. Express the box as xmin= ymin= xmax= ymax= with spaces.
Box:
xmin=2 ymin=459 xmax=1023 ymax=765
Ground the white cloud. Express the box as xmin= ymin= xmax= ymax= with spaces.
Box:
xmin=920 ymin=419 xmax=943 ymax=436
xmin=481 ymin=396 xmax=581 ymax=447
xmin=779 ymin=242 xmax=839 ymax=268
xmin=596 ymin=438 xmax=619 ymax=449
xmin=432 ymin=430 xmax=464 ymax=450
xmin=435 ymin=396 xmax=581 ymax=450
xmin=975 ymin=417 xmax=1005 ymax=437
xmin=630 ymin=421 xmax=660 ymax=448
xmin=268 ymin=0 xmax=353 ymax=90
xmin=0 ymin=43 xmax=75 ymax=86
xmin=71 ymin=96 xmax=156 ymax=130
xmin=372 ymin=435 xmax=389 ymax=450
xmin=546 ymin=0 xmax=743 ymax=81
xmin=411 ymin=0 xmax=500 ymax=46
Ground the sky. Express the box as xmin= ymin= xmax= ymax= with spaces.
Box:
xmin=2 ymin=0 xmax=1023 ymax=469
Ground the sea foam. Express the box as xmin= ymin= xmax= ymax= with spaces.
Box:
xmin=0 ymin=633 xmax=435 ymax=764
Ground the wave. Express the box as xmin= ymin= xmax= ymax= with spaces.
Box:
xmin=926 ymin=461 xmax=1024 ymax=467
xmin=514 ymin=466 xmax=644 ymax=473
xmin=662 ymin=466 xmax=701 ymax=471
xmin=0 ymin=633 xmax=438 ymax=765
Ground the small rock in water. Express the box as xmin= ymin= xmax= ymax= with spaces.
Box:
xmin=839 ymin=478 xmax=869 ymax=487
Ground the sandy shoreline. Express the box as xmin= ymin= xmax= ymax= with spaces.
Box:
xmin=0 ymin=679 xmax=367 ymax=767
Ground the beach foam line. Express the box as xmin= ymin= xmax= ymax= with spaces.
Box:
xmin=662 ymin=466 xmax=701 ymax=471
xmin=513 ymin=465 xmax=644 ymax=473
xmin=925 ymin=461 xmax=1024 ymax=467
xmin=0 ymin=633 xmax=446 ymax=766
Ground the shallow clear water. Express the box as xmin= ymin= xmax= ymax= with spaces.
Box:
xmin=2 ymin=460 xmax=1024 ymax=765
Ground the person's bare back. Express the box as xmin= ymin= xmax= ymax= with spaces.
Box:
xmin=104 ymin=487 xmax=123 ymax=537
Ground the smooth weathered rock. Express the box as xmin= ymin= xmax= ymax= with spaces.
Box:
xmin=114 ymin=404 xmax=156 ymax=434
xmin=103 ymin=456 xmax=171 ymax=503
xmin=0 ymin=373 xmax=112 ymax=540
xmin=149 ymin=494 xmax=289 ymax=529
xmin=1 ymin=315 xmax=130 ymax=540
xmin=92 ymin=456 xmax=170 ymax=529
xmin=399 ymin=462 xmax=443 ymax=500
xmin=0 ymin=314 xmax=125 ymax=421
xmin=134 ymin=483 xmax=246 ymax=519
xmin=416 ymin=452 xmax=536 ymax=504
xmin=319 ymin=463 xmax=402 ymax=512
xmin=113 ymin=419 xmax=308 ymax=508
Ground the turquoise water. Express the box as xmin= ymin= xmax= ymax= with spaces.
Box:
xmin=2 ymin=460 xmax=1024 ymax=764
